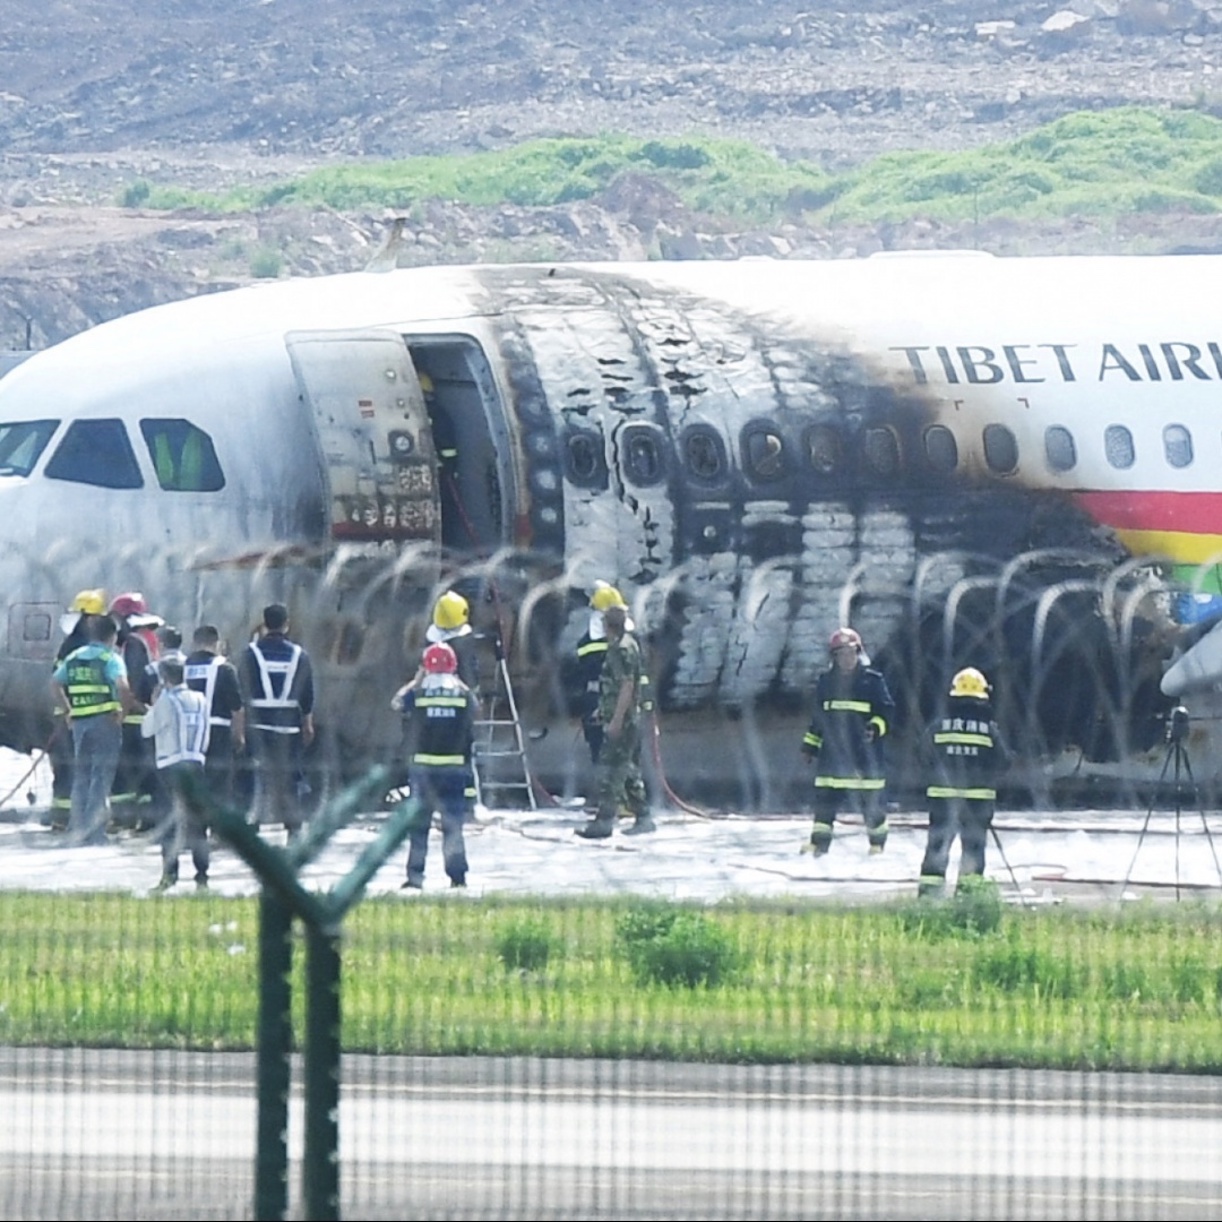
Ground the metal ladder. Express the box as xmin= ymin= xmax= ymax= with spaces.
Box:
xmin=470 ymin=633 xmax=537 ymax=810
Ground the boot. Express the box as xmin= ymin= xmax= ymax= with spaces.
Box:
xmin=621 ymin=814 xmax=656 ymax=835
xmin=576 ymin=814 xmax=615 ymax=839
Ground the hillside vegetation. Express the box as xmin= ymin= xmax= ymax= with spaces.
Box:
xmin=120 ymin=107 xmax=1222 ymax=228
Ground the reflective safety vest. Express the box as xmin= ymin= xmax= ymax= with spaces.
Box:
xmin=407 ymin=689 xmax=474 ymax=768
xmin=185 ymin=655 xmax=233 ymax=727
xmin=248 ymin=642 xmax=304 ymax=734
xmin=63 ymin=651 xmax=120 ymax=717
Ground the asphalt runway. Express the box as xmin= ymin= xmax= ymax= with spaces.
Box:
xmin=2 ymin=1050 xmax=1220 ymax=1221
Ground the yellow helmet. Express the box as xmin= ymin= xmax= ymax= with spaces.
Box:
xmin=590 ymin=581 xmax=627 ymax=612
xmin=949 ymin=667 xmax=990 ymax=699
xmin=71 ymin=588 xmax=106 ymax=616
xmin=433 ymin=590 xmax=469 ymax=630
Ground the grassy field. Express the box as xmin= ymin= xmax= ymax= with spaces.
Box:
xmin=118 ymin=106 xmax=1222 ymax=228
xmin=4 ymin=888 xmax=1222 ymax=1071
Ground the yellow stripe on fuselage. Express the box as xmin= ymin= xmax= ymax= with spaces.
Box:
xmin=1113 ymin=527 xmax=1222 ymax=566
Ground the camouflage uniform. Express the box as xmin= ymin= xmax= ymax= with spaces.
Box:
xmin=577 ymin=629 xmax=652 ymax=836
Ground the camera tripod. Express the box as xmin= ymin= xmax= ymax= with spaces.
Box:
xmin=1120 ymin=707 xmax=1222 ymax=901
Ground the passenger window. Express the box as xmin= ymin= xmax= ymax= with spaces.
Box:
xmin=742 ymin=425 xmax=786 ymax=481
xmin=139 ymin=419 xmax=225 ymax=491
xmin=682 ymin=426 xmax=725 ymax=483
xmin=622 ymin=424 xmax=666 ymax=487
xmin=864 ymin=426 xmax=900 ymax=477
xmin=564 ymin=429 xmax=606 ymax=487
xmin=1105 ymin=424 xmax=1135 ymax=469
xmin=1163 ymin=424 xmax=1193 ymax=469
xmin=806 ymin=424 xmax=843 ymax=475
xmin=45 ymin=419 xmax=142 ymax=489
xmin=0 ymin=419 xmax=58 ymax=476
xmin=923 ymin=425 xmax=957 ymax=473
xmin=983 ymin=424 xmax=1018 ymax=475
xmin=1044 ymin=426 xmax=1077 ymax=473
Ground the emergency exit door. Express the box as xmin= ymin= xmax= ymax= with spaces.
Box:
xmin=285 ymin=329 xmax=440 ymax=545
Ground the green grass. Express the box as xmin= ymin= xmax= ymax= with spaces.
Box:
xmin=3 ymin=892 xmax=1222 ymax=1071
xmin=114 ymin=107 xmax=1222 ymax=230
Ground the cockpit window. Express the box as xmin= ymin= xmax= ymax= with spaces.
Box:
xmin=45 ymin=419 xmax=142 ymax=489
xmin=0 ymin=419 xmax=58 ymax=476
xmin=139 ymin=419 xmax=225 ymax=491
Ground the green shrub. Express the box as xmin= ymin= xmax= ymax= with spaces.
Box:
xmin=119 ymin=179 xmax=151 ymax=208
xmin=952 ymin=876 xmax=1004 ymax=935
xmin=249 ymin=247 xmax=283 ymax=279
xmin=615 ymin=902 xmax=680 ymax=947
xmin=494 ymin=917 xmax=558 ymax=972
xmin=898 ymin=876 xmax=1004 ymax=940
xmin=616 ymin=905 xmax=739 ymax=988
xmin=974 ymin=940 xmax=1082 ymax=999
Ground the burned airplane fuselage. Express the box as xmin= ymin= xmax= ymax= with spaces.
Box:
xmin=0 ymin=257 xmax=1189 ymax=805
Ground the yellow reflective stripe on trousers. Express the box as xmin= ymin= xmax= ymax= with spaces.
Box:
xmin=933 ymin=732 xmax=993 ymax=748
xmin=926 ymin=785 xmax=996 ymax=800
xmin=802 ymin=732 xmax=821 ymax=748
xmin=814 ymin=776 xmax=885 ymax=790
xmin=412 ymin=753 xmax=466 ymax=766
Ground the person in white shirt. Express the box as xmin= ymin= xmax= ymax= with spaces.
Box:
xmin=142 ymin=657 xmax=211 ymax=890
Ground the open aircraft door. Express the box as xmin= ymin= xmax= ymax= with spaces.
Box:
xmin=286 ymin=329 xmax=440 ymax=548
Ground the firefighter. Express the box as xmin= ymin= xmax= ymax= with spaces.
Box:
xmin=50 ymin=614 xmax=131 ymax=845
xmin=800 ymin=626 xmax=895 ymax=856
xmin=567 ymin=581 xmax=653 ymax=767
xmin=576 ymin=603 xmax=654 ymax=838
xmin=108 ymin=591 xmax=164 ymax=829
xmin=184 ymin=624 xmax=246 ymax=813
xmin=49 ymin=588 xmax=107 ymax=830
xmin=240 ymin=603 xmax=315 ymax=839
xmin=392 ymin=641 xmax=474 ymax=889
xmin=918 ymin=666 xmax=1010 ymax=898
xmin=424 ymin=590 xmax=480 ymax=693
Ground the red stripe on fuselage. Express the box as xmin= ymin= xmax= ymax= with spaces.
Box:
xmin=1074 ymin=491 xmax=1222 ymax=535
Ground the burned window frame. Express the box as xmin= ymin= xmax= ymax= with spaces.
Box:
xmin=680 ymin=424 xmax=727 ymax=485
xmin=620 ymin=422 xmax=667 ymax=488
xmin=983 ymin=423 xmax=1019 ymax=475
xmin=805 ymin=423 xmax=844 ymax=477
xmin=922 ymin=424 xmax=958 ymax=474
xmin=562 ymin=427 xmax=607 ymax=489
xmin=740 ymin=421 xmax=788 ymax=483
xmin=863 ymin=425 xmax=901 ymax=479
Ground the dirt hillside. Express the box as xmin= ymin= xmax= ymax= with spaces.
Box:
xmin=2 ymin=0 xmax=1221 ymax=346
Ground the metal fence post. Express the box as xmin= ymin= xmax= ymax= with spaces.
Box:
xmin=303 ymin=925 xmax=342 ymax=1221
xmin=255 ymin=891 xmax=294 ymax=1222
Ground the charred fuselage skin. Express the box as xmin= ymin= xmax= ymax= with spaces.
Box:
xmin=467 ymin=266 xmax=1170 ymax=803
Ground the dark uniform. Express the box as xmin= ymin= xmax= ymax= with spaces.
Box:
xmin=919 ymin=693 xmax=1009 ymax=897
xmin=184 ymin=648 xmax=245 ymax=811
xmin=571 ymin=628 xmax=609 ymax=763
xmin=395 ymin=678 xmax=474 ymax=888
xmin=241 ymin=629 xmax=314 ymax=835
xmin=802 ymin=662 xmax=895 ymax=853
xmin=111 ymin=625 xmax=159 ymax=828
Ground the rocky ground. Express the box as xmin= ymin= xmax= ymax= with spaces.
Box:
xmin=2 ymin=0 xmax=1222 ymax=346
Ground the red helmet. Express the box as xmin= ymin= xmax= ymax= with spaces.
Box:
xmin=110 ymin=592 xmax=148 ymax=619
xmin=828 ymin=626 xmax=862 ymax=653
xmin=422 ymin=642 xmax=458 ymax=675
